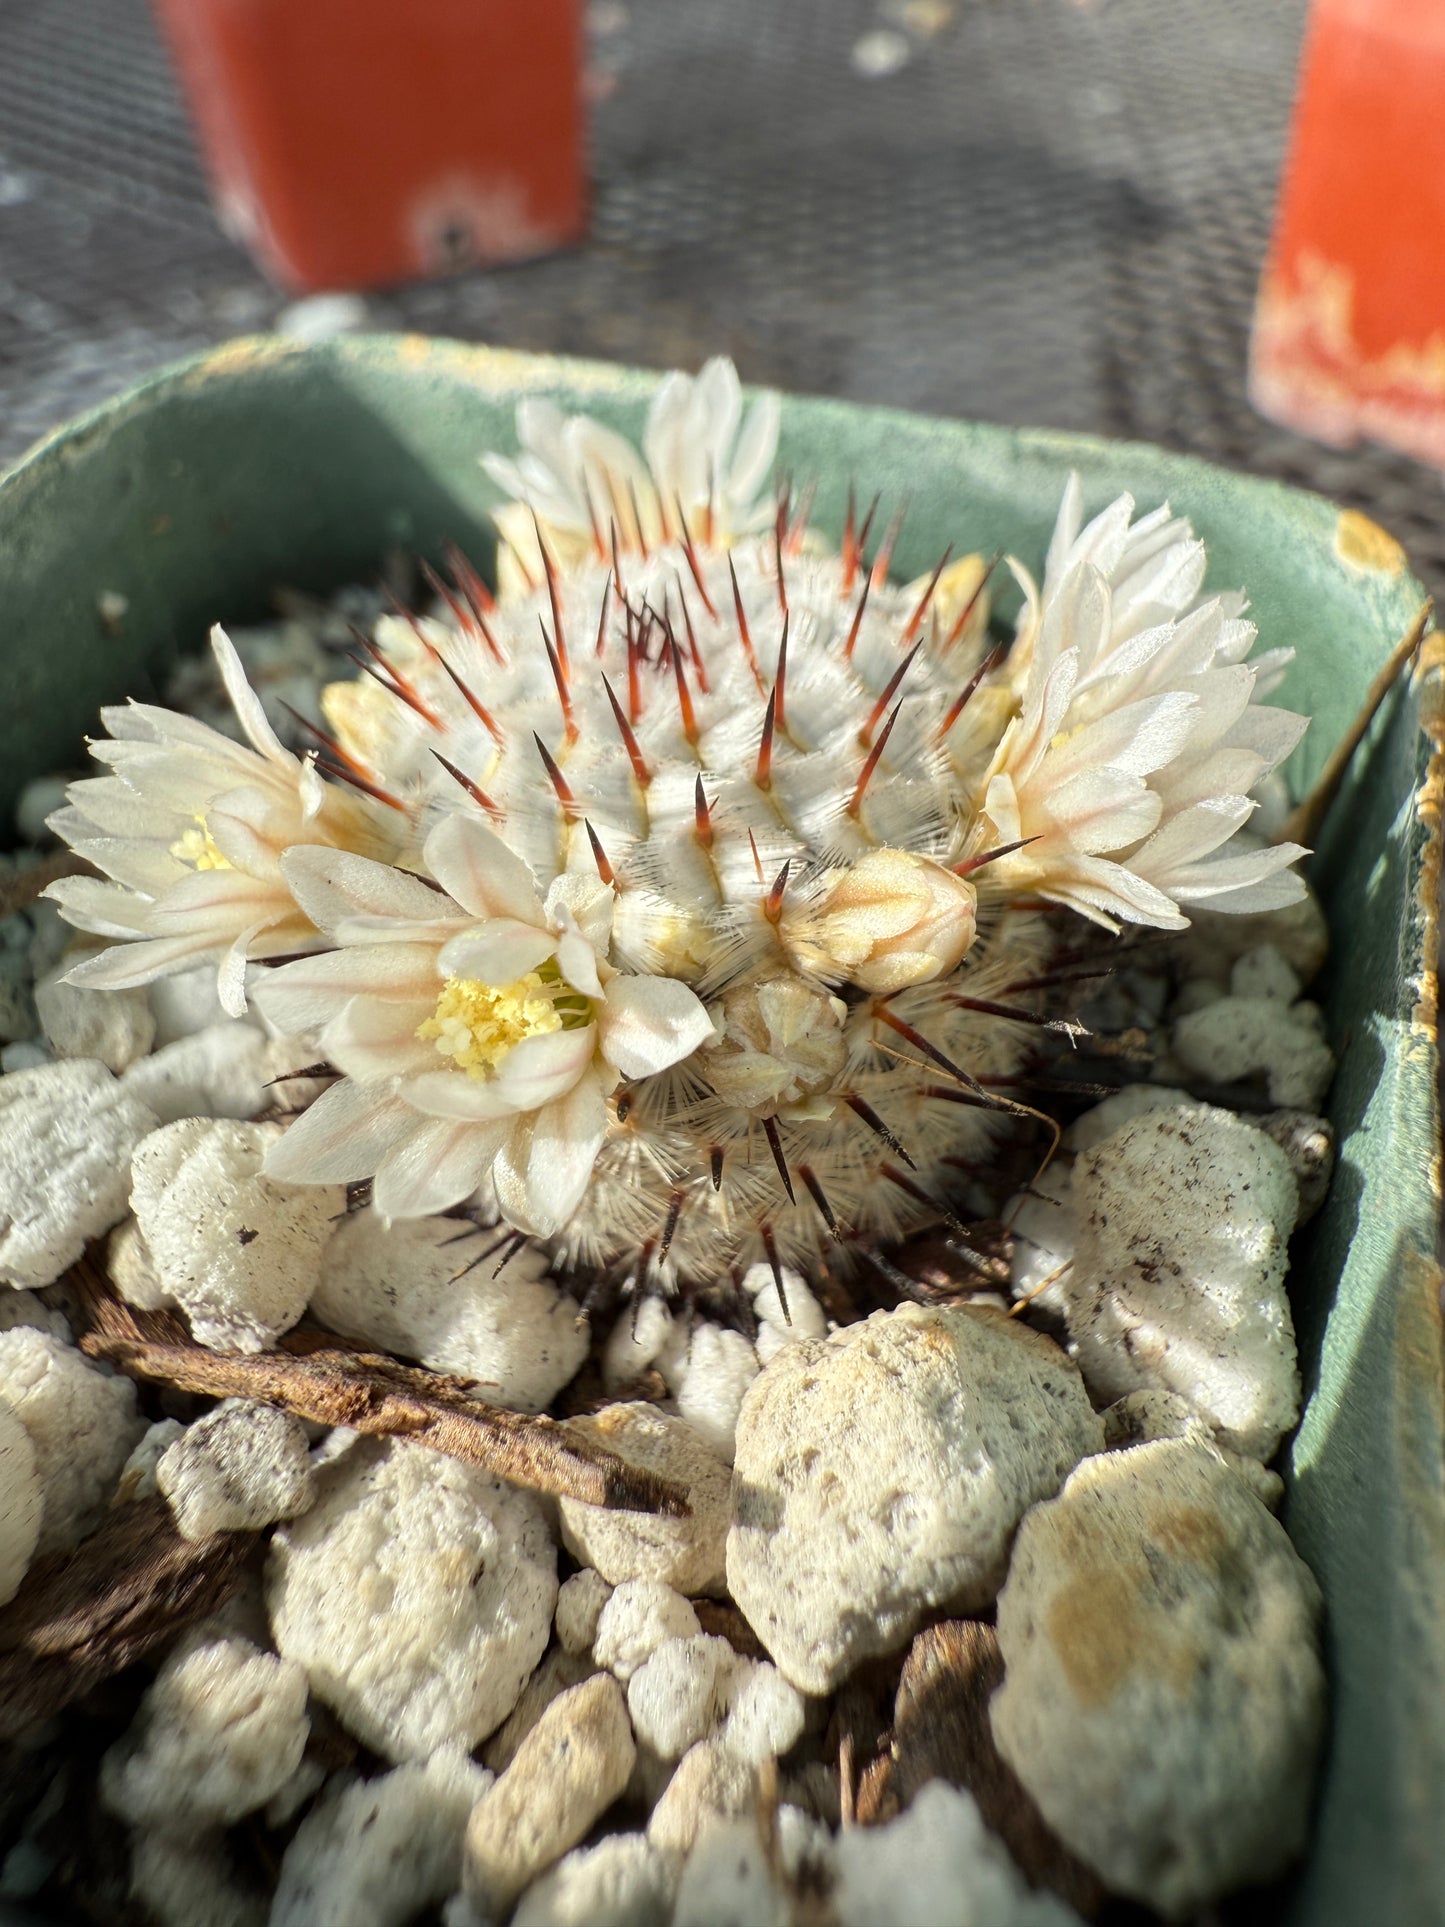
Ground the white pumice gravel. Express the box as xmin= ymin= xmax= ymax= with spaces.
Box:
xmin=557 ymin=1404 xmax=733 ymax=1594
xmin=0 ymin=1396 xmax=42 ymax=1605
xmin=0 ymin=1057 xmax=158 ymax=1287
xmin=509 ymin=1832 xmax=678 ymax=1927
xmin=625 ymin=1632 xmax=739 ymax=1758
xmin=0 ymin=1287 xmax=70 ymax=1340
xmin=101 ymin=1635 xmax=310 ymax=1829
xmin=593 ymin=1577 xmax=703 ymax=1681
xmin=147 ymin=963 xmax=247 ymax=1045
xmin=481 ymin=1647 xmax=596 ymax=1773
xmin=270 ymin=1748 xmax=491 ymax=1927
xmin=645 ymin=1734 xmax=760 ymax=1856
xmin=106 ymin=1216 xmax=173 ymax=1312
xmin=671 ymin=1817 xmax=792 ymax=1927
xmin=1172 ymin=992 xmax=1335 ymax=1109
xmin=129 ymin=1117 xmax=343 ymax=1351
xmin=311 ymin=1209 xmax=588 ymax=1412
xmin=0 ymin=1327 xmax=143 ymax=1552
xmin=120 ymin=1022 xmax=282 ymax=1124
xmin=830 ymin=1779 xmax=1084 ymax=1927
xmin=727 ymin=1304 xmax=1104 ymax=1693
xmin=463 ymin=1672 xmax=636 ymax=1917
xmin=267 ymin=1438 xmax=556 ymax=1761
xmin=1102 ymin=1388 xmax=1285 ymax=1509
xmin=719 ymin=1656 xmax=809 ymax=1766
xmin=667 ymin=1321 xmax=759 ymax=1462
xmin=1064 ymin=1103 xmax=1301 ymax=1459
xmin=34 ymin=968 xmax=155 ymax=1072
xmin=115 ymin=1416 xmax=186 ymax=1504
xmin=600 ymin=1291 xmax=676 ymax=1392
xmin=553 ymin=1568 xmax=613 ymax=1655
xmin=156 ymin=1397 xmax=315 ymax=1540
xmin=748 ymin=1259 xmax=829 ymax=1366
xmin=1257 ymin=1107 xmax=1336 ymax=1224
xmin=992 ymin=1439 xmax=1325 ymax=1916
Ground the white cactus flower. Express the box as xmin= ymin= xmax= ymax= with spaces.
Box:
xmin=255 ymin=812 xmax=714 ymax=1231
xmin=45 ymin=626 xmax=405 ymax=1015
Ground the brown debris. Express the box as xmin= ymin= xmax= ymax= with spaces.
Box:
xmin=692 ymin=1597 xmax=769 ymax=1662
xmin=858 ymin=1619 xmax=1107 ymax=1917
xmin=68 ymin=1262 xmax=690 ymax=1519
xmin=0 ymin=846 xmax=92 ymax=918
xmin=0 ymin=1496 xmax=251 ymax=1739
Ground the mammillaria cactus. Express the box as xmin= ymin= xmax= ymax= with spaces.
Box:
xmin=48 ymin=359 xmax=1308 ymax=1292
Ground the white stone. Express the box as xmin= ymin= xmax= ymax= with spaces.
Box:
xmin=1006 ymin=1157 xmax=1076 ymax=1316
xmin=627 ymin=1633 xmax=738 ymax=1759
xmin=1173 ymin=994 xmax=1334 ymax=1109
xmin=992 ymin=1440 xmax=1326 ymax=1915
xmin=0 ymin=1288 xmax=70 ymax=1341
xmin=512 ymin=1833 xmax=677 ymax=1927
xmin=102 ymin=1635 xmax=310 ymax=1828
xmin=0 ymin=1328 xmax=142 ymax=1552
xmin=122 ymin=1022 xmax=283 ymax=1124
xmin=0 ymin=1396 xmax=41 ymax=1605
xmin=750 ymin=1262 xmax=828 ymax=1367
xmin=106 ymin=1217 xmax=173 ymax=1312
xmin=554 ymin=1568 xmax=613 ymax=1655
xmin=558 ymin=1405 xmax=732 ymax=1594
xmin=1061 ymin=1085 xmax=1197 ymax=1153
xmin=26 ymin=898 xmax=71 ymax=981
xmin=271 ymin=1748 xmax=490 ymax=1927
xmin=481 ymin=1646 xmax=595 ymax=1772
xmin=646 ymin=1736 xmax=758 ymax=1856
xmin=593 ymin=1578 xmax=702 ymax=1681
xmin=1257 ymin=1108 xmax=1336 ymax=1225
xmin=148 ymin=964 xmax=244 ymax=1044
xmin=0 ymin=949 xmax=35 ymax=1044
xmin=831 ymin=1779 xmax=1082 ymax=1927
xmin=130 ymin=1831 xmax=265 ymax=1927
xmin=601 ymin=1292 xmax=675 ymax=1391
xmin=0 ymin=1040 xmax=50 ymax=1073
xmin=115 ymin=1417 xmax=186 ymax=1504
xmin=1229 ymin=943 xmax=1301 ymax=1004
xmin=157 ymin=1398 xmax=314 ymax=1540
xmin=463 ymin=1673 xmax=636 ymax=1916
xmin=312 ymin=1210 xmax=588 ymax=1413
xmin=268 ymin=1438 xmax=556 ymax=1761
xmin=726 ymin=1305 xmax=1104 ymax=1694
xmin=265 ymin=1757 xmax=328 ymax=1829
xmin=34 ymin=969 xmax=155 ymax=1073
xmin=670 ymin=1323 xmax=759 ymax=1463
xmin=1102 ymin=1389 xmax=1285 ymax=1509
xmin=130 ymin=1118 xmax=342 ymax=1351
xmin=720 ymin=1658 xmax=808 ymax=1766
xmin=0 ymin=1059 xmax=157 ymax=1287
xmin=1180 ymin=888 xmax=1329 ymax=987
xmin=672 ymin=1819 xmax=791 ymax=1927
xmin=1065 ymin=1104 xmax=1301 ymax=1459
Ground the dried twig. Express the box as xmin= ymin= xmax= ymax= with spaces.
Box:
xmin=69 ymin=1267 xmax=690 ymax=1519
xmin=1277 ymin=599 xmax=1432 ymax=850
xmin=0 ymin=1496 xmax=252 ymax=1739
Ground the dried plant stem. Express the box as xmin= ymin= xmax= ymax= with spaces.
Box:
xmin=0 ymin=847 xmax=92 ymax=918
xmin=71 ymin=1270 xmax=690 ymax=1519
xmin=0 ymin=1496 xmax=251 ymax=1738
xmin=1277 ymin=599 xmax=1432 ymax=850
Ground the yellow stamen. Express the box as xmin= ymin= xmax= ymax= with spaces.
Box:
xmin=169 ymin=815 xmax=231 ymax=872
xmin=417 ymin=972 xmax=563 ymax=1077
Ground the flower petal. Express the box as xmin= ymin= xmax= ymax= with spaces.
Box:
xmin=263 ymin=1081 xmax=418 ymax=1184
xmin=523 ymin=1076 xmax=609 ymax=1235
xmin=321 ymin=996 xmax=439 ymax=1082
xmin=491 ymin=1023 xmax=597 ymax=1110
xmin=212 ymin=625 xmax=290 ymax=765
xmin=598 ymin=975 xmax=715 ymax=1078
xmin=403 ymin=1070 xmax=536 ymax=1121
xmin=438 ymin=921 xmax=557 ymax=986
xmin=424 ymin=813 xmax=544 ymax=925
xmin=254 ymin=943 xmax=441 ymax=1034
xmin=281 ymin=846 xmax=448 ymax=935
xmin=372 ymin=1116 xmax=511 ymax=1220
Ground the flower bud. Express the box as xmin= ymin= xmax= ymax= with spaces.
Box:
xmin=799 ymin=848 xmax=977 ymax=993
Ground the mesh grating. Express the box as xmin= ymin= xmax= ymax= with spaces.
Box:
xmin=2 ymin=0 xmax=1444 ymax=592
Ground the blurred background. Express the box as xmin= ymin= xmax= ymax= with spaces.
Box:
xmin=3 ymin=0 xmax=1444 ymax=587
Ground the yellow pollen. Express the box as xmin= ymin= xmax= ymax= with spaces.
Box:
xmin=416 ymin=973 xmax=563 ymax=1077
xmin=169 ymin=815 xmax=231 ymax=872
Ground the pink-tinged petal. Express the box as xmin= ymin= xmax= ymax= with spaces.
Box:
xmin=372 ymin=1116 xmax=510 ymax=1220
xmin=44 ymin=876 xmax=155 ymax=939
xmin=438 ymin=921 xmax=557 ymax=986
xmin=254 ymin=943 xmax=441 ymax=1034
xmin=331 ymin=913 xmax=463 ymax=947
xmin=491 ymin=1023 xmax=597 ymax=1110
xmin=148 ymin=867 xmax=292 ymax=932
xmin=262 ymin=1082 xmax=418 ymax=1184
xmin=217 ymin=919 xmax=270 ymax=1017
xmin=423 ymin=813 xmax=544 ymax=925
xmin=321 ymin=996 xmax=439 ymax=1082
xmin=555 ymin=921 xmax=603 ymax=1000
xmin=598 ymin=975 xmax=716 ymax=1078
xmin=205 ymin=786 xmax=286 ymax=878
xmin=490 ymin=1117 xmax=533 ymax=1230
xmin=403 ymin=1070 xmax=535 ymax=1121
xmin=523 ymin=1076 xmax=609 ymax=1235
xmin=281 ymin=845 xmax=450 ymax=936
xmin=212 ymin=624 xmax=291 ymax=765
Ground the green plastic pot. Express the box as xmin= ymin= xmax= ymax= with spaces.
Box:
xmin=2 ymin=336 xmax=1441 ymax=1923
